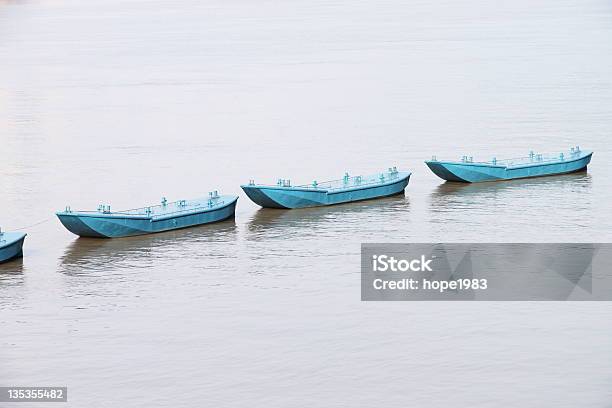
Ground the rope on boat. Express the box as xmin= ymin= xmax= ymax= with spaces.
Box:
xmin=10 ymin=217 xmax=53 ymax=231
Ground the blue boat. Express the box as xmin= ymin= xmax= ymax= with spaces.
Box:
xmin=56 ymin=192 xmax=238 ymax=238
xmin=0 ymin=230 xmax=27 ymax=263
xmin=241 ymin=167 xmax=411 ymax=209
xmin=425 ymin=146 xmax=593 ymax=183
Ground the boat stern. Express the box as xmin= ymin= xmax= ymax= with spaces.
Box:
xmin=56 ymin=212 xmax=110 ymax=238
xmin=0 ymin=232 xmax=27 ymax=263
xmin=241 ymin=185 xmax=328 ymax=209
xmin=425 ymin=161 xmax=505 ymax=183
xmin=241 ymin=185 xmax=289 ymax=208
xmin=425 ymin=161 xmax=470 ymax=182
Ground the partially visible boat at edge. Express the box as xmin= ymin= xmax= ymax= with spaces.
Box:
xmin=56 ymin=192 xmax=238 ymax=238
xmin=425 ymin=146 xmax=593 ymax=183
xmin=241 ymin=167 xmax=411 ymax=209
xmin=0 ymin=229 xmax=27 ymax=263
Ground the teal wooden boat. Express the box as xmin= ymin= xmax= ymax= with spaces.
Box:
xmin=241 ymin=167 xmax=411 ymax=209
xmin=56 ymin=192 xmax=238 ymax=238
xmin=425 ymin=146 xmax=593 ymax=183
xmin=0 ymin=229 xmax=27 ymax=263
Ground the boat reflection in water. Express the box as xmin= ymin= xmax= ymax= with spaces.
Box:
xmin=59 ymin=219 xmax=237 ymax=276
xmin=430 ymin=170 xmax=591 ymax=202
xmin=241 ymin=195 xmax=411 ymax=277
xmin=0 ymin=256 xmax=24 ymax=279
xmin=245 ymin=195 xmax=410 ymax=241
xmin=427 ymin=171 xmax=593 ymax=237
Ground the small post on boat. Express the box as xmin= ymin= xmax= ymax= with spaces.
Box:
xmin=161 ymin=197 xmax=167 ymax=207
xmin=560 ymin=153 xmax=564 ymax=161
xmin=492 ymin=157 xmax=497 ymax=165
xmin=529 ymin=150 xmax=534 ymax=161
xmin=343 ymin=172 xmax=349 ymax=184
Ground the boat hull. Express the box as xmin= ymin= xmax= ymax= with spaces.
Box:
xmin=242 ymin=174 xmax=410 ymax=209
xmin=0 ymin=233 xmax=27 ymax=264
xmin=57 ymin=197 xmax=238 ymax=238
xmin=426 ymin=152 xmax=592 ymax=183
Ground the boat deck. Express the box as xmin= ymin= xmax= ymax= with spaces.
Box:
xmin=59 ymin=195 xmax=234 ymax=219
xmin=248 ymin=168 xmax=409 ymax=192
xmin=432 ymin=148 xmax=590 ymax=168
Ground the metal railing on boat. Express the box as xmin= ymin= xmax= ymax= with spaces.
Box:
xmin=61 ymin=194 xmax=227 ymax=218
xmin=249 ymin=168 xmax=404 ymax=191
xmin=430 ymin=146 xmax=585 ymax=167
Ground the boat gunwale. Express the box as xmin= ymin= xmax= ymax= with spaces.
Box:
xmin=0 ymin=232 xmax=27 ymax=250
xmin=425 ymin=151 xmax=592 ymax=170
xmin=241 ymin=171 xmax=411 ymax=194
xmin=151 ymin=198 xmax=238 ymax=222
xmin=326 ymin=175 xmax=410 ymax=195
xmin=424 ymin=160 xmax=506 ymax=169
xmin=56 ymin=196 xmax=239 ymax=221
xmin=504 ymin=152 xmax=592 ymax=170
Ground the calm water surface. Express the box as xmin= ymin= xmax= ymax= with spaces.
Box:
xmin=1 ymin=0 xmax=612 ymax=406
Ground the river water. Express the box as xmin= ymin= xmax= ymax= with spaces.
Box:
xmin=1 ymin=0 xmax=612 ymax=406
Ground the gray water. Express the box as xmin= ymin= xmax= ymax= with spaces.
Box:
xmin=1 ymin=0 xmax=612 ymax=406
